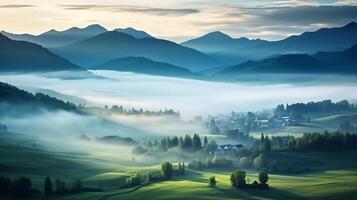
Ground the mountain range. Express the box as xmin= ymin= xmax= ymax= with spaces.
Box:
xmin=1 ymin=26 xmax=154 ymax=48
xmin=93 ymin=56 xmax=195 ymax=77
xmin=0 ymin=33 xmax=81 ymax=72
xmin=1 ymin=22 xmax=357 ymax=76
xmin=216 ymin=44 xmax=357 ymax=76
xmin=1 ymin=24 xmax=107 ymax=48
xmin=51 ymin=31 xmax=219 ymax=72
xmin=182 ymin=22 xmax=357 ymax=63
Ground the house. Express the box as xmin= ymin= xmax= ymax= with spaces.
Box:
xmin=215 ymin=144 xmax=244 ymax=155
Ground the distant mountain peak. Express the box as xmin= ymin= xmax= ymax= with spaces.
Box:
xmin=84 ymin=24 xmax=107 ymax=32
xmin=203 ymin=31 xmax=232 ymax=39
xmin=114 ymin=27 xmax=152 ymax=39
xmin=344 ymin=21 xmax=357 ymax=29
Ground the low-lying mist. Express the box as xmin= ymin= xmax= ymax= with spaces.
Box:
xmin=1 ymin=71 xmax=357 ymax=120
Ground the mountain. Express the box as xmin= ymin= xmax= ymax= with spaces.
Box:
xmin=51 ymin=31 xmax=219 ymax=72
xmin=182 ymin=31 xmax=268 ymax=54
xmin=216 ymin=44 xmax=357 ymax=76
xmin=182 ymin=22 xmax=357 ymax=62
xmin=313 ymin=44 xmax=357 ymax=73
xmin=218 ymin=54 xmax=325 ymax=74
xmin=114 ymin=27 xmax=153 ymax=39
xmin=93 ymin=56 xmax=196 ymax=77
xmin=0 ymin=33 xmax=82 ymax=72
xmin=1 ymin=24 xmax=107 ymax=47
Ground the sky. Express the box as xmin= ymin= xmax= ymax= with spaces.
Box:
xmin=0 ymin=0 xmax=357 ymax=42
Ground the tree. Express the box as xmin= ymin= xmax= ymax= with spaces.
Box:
xmin=161 ymin=162 xmax=173 ymax=179
xmin=258 ymin=172 xmax=269 ymax=184
xmin=203 ymin=136 xmax=208 ymax=147
xmin=230 ymin=170 xmax=246 ymax=188
xmin=253 ymin=154 xmax=268 ymax=170
xmin=71 ymin=180 xmax=82 ymax=193
xmin=192 ymin=133 xmax=202 ymax=151
xmin=55 ymin=178 xmax=65 ymax=194
xmin=209 ymin=176 xmax=216 ymax=187
xmin=12 ymin=176 xmax=32 ymax=198
xmin=182 ymin=135 xmax=193 ymax=150
xmin=265 ymin=135 xmax=271 ymax=152
xmin=239 ymin=157 xmax=250 ymax=168
xmin=0 ymin=176 xmax=11 ymax=194
xmin=44 ymin=176 xmax=53 ymax=196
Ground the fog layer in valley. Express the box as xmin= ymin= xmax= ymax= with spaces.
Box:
xmin=1 ymin=71 xmax=357 ymax=119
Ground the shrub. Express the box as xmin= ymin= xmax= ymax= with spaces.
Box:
xmin=230 ymin=170 xmax=246 ymax=188
xmin=209 ymin=176 xmax=216 ymax=187
xmin=258 ymin=172 xmax=269 ymax=184
xmin=132 ymin=146 xmax=147 ymax=155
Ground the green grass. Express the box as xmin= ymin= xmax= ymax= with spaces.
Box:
xmin=65 ymin=169 xmax=357 ymax=200
xmin=2 ymin=131 xmax=357 ymax=200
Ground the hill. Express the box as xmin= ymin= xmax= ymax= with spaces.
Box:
xmin=0 ymin=82 xmax=78 ymax=115
xmin=217 ymin=44 xmax=357 ymax=75
xmin=93 ymin=56 xmax=196 ymax=77
xmin=0 ymin=33 xmax=82 ymax=72
xmin=313 ymin=44 xmax=357 ymax=73
xmin=51 ymin=31 xmax=219 ymax=72
xmin=114 ymin=27 xmax=153 ymax=39
xmin=1 ymin=24 xmax=107 ymax=47
xmin=182 ymin=22 xmax=357 ymax=62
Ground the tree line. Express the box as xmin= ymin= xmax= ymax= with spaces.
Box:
xmin=0 ymin=82 xmax=78 ymax=115
xmin=275 ymin=99 xmax=355 ymax=119
xmin=0 ymin=175 xmax=98 ymax=198
xmin=109 ymin=105 xmax=180 ymax=118
xmin=143 ymin=134 xmax=218 ymax=153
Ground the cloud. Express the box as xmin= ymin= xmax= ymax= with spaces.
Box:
xmin=60 ymin=4 xmax=199 ymax=16
xmin=195 ymin=5 xmax=357 ymax=39
xmin=0 ymin=4 xmax=34 ymax=8
xmin=255 ymin=5 xmax=357 ymax=25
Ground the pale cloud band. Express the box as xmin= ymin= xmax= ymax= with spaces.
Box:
xmin=59 ymin=4 xmax=199 ymax=16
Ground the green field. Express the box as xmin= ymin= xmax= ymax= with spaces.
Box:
xmin=64 ymin=169 xmax=357 ymax=200
xmin=251 ymin=111 xmax=357 ymax=137
xmin=1 ymin=130 xmax=357 ymax=200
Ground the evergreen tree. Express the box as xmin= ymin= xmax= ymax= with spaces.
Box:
xmin=192 ymin=133 xmax=202 ymax=151
xmin=44 ymin=176 xmax=53 ymax=196
xmin=203 ymin=136 xmax=208 ymax=147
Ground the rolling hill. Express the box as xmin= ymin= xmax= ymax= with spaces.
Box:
xmin=217 ymin=44 xmax=357 ymax=75
xmin=1 ymin=24 xmax=107 ymax=48
xmin=51 ymin=31 xmax=219 ymax=72
xmin=93 ymin=56 xmax=196 ymax=77
xmin=0 ymin=33 xmax=82 ymax=72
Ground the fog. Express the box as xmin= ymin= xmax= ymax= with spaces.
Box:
xmin=1 ymin=71 xmax=357 ymax=120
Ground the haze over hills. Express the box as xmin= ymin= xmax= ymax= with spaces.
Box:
xmin=93 ymin=56 xmax=196 ymax=77
xmin=1 ymin=24 xmax=107 ymax=48
xmin=114 ymin=27 xmax=153 ymax=39
xmin=182 ymin=22 xmax=357 ymax=63
xmin=0 ymin=33 xmax=82 ymax=72
xmin=51 ymin=31 xmax=219 ymax=72
xmin=216 ymin=44 xmax=357 ymax=76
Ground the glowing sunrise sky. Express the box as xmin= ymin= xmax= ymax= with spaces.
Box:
xmin=0 ymin=0 xmax=357 ymax=42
